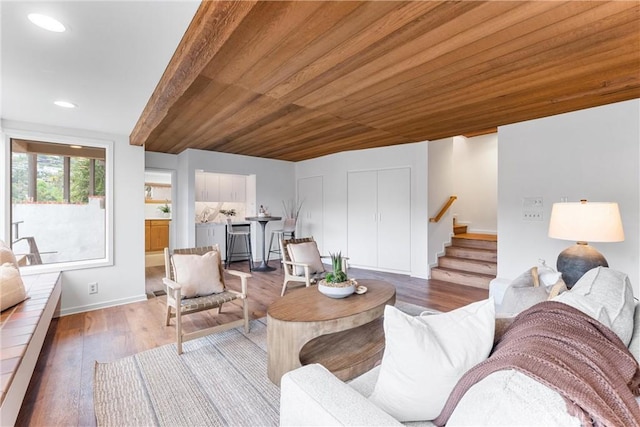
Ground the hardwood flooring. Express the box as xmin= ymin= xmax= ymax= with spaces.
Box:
xmin=16 ymin=262 xmax=487 ymax=426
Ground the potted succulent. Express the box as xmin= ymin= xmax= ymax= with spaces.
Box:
xmin=158 ymin=201 xmax=171 ymax=218
xmin=318 ymin=251 xmax=355 ymax=298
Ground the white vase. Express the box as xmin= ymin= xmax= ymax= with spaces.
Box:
xmin=318 ymin=280 xmax=355 ymax=299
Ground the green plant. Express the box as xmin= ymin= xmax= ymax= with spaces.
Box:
xmin=220 ymin=209 xmax=236 ymax=217
xmin=324 ymin=251 xmax=348 ymax=284
xmin=158 ymin=202 xmax=170 ymax=214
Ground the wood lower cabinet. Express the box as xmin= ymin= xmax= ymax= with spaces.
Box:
xmin=146 ymin=220 xmax=170 ymax=252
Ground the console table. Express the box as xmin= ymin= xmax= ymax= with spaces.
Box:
xmin=267 ymin=280 xmax=396 ymax=385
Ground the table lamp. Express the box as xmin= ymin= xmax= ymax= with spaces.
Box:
xmin=548 ymin=200 xmax=624 ymax=288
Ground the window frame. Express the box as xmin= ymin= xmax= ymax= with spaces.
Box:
xmin=2 ymin=128 xmax=114 ymax=272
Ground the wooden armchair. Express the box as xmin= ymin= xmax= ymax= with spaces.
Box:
xmin=279 ymin=237 xmax=348 ymax=296
xmin=163 ymin=245 xmax=251 ymax=354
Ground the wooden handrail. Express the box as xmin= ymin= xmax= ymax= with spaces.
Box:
xmin=429 ymin=196 xmax=457 ymax=223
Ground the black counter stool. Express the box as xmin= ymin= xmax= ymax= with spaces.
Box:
xmin=225 ymin=218 xmax=253 ymax=270
xmin=266 ymin=217 xmax=296 ymax=267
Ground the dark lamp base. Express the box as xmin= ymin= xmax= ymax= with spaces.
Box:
xmin=557 ymin=243 xmax=608 ymax=288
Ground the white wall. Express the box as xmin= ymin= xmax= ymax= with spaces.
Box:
xmin=427 ymin=138 xmax=454 ymax=268
xmin=498 ymin=99 xmax=640 ymax=296
xmin=146 ymin=149 xmax=296 ymax=255
xmin=1 ymin=120 xmax=146 ymax=315
xmin=452 ymin=134 xmax=497 ymax=233
xmin=295 ymin=142 xmax=429 ymax=278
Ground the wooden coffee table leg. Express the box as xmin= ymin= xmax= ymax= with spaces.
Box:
xmin=267 ymin=315 xmax=318 ymax=385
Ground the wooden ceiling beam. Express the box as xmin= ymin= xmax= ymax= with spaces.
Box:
xmin=138 ymin=1 xmax=640 ymax=161
xmin=129 ymin=1 xmax=258 ymax=147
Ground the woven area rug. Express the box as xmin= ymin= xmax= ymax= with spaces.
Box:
xmin=94 ymin=318 xmax=278 ymax=426
xmin=93 ymin=302 xmax=437 ymax=426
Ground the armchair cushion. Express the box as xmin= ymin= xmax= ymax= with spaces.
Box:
xmin=368 ymin=299 xmax=495 ymax=422
xmin=1 ymin=263 xmax=27 ymax=311
xmin=287 ymin=241 xmax=324 ymax=276
xmin=171 ymin=250 xmax=224 ymax=298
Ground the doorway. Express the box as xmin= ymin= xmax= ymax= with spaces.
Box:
xmin=144 ymin=169 xmax=174 ymax=296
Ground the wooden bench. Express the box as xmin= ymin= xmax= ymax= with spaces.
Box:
xmin=1 ymin=272 xmax=62 ymax=426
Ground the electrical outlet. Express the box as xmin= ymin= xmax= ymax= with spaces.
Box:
xmin=88 ymin=282 xmax=98 ymax=294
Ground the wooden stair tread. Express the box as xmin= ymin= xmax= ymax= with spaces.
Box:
xmin=431 ymin=266 xmax=495 ymax=278
xmin=439 ymin=256 xmax=496 ymax=265
xmin=453 ymin=233 xmax=497 ymax=241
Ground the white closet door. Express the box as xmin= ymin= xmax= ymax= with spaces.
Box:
xmin=347 ymin=170 xmax=378 ymax=268
xmin=297 ymin=176 xmax=324 ymax=252
xmin=377 ymin=168 xmax=411 ymax=271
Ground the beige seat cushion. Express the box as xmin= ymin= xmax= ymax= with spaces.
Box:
xmin=1 ymin=263 xmax=27 ymax=311
xmin=287 ymin=241 xmax=324 ymax=276
xmin=171 ymin=251 xmax=224 ymax=298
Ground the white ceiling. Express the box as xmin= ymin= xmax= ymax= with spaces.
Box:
xmin=1 ymin=1 xmax=199 ymax=136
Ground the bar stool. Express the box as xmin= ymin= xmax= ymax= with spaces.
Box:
xmin=225 ymin=218 xmax=253 ymax=270
xmin=266 ymin=217 xmax=296 ymax=266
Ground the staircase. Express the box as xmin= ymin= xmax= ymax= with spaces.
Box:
xmin=430 ymin=232 xmax=497 ymax=289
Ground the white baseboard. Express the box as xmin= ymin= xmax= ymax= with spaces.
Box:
xmin=59 ymin=294 xmax=148 ymax=316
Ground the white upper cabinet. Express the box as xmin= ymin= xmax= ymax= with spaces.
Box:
xmin=196 ymin=172 xmax=245 ymax=202
xmin=195 ymin=172 xmax=220 ymax=202
xmin=219 ymin=174 xmax=246 ymax=202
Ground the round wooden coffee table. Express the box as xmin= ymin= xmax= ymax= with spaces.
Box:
xmin=267 ymin=280 xmax=395 ymax=385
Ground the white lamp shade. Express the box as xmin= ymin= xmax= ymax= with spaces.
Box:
xmin=548 ymin=202 xmax=624 ymax=243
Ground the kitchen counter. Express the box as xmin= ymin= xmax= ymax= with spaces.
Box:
xmin=196 ymin=221 xmax=249 ymax=225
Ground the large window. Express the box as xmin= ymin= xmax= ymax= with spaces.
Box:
xmin=10 ymin=138 xmax=110 ymax=267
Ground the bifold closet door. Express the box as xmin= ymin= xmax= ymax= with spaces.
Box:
xmin=347 ymin=170 xmax=378 ymax=268
xmin=377 ymin=168 xmax=411 ymax=271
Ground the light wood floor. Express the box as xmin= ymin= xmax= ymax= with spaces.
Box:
xmin=16 ymin=262 xmax=488 ymax=426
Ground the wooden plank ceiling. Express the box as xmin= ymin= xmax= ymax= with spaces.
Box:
xmin=132 ymin=1 xmax=640 ymax=162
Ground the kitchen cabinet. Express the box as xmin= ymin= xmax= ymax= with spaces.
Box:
xmin=145 ymin=221 xmax=151 ymax=251
xmin=219 ymin=174 xmax=246 ymax=202
xmin=195 ymin=223 xmax=227 ymax=259
xmin=347 ymin=167 xmax=410 ymax=272
xmin=146 ymin=220 xmax=170 ymax=252
xmin=297 ymin=176 xmax=323 ymax=253
xmin=195 ymin=172 xmax=220 ymax=202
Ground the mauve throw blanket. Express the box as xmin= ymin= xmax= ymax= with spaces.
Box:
xmin=434 ymin=301 xmax=640 ymax=427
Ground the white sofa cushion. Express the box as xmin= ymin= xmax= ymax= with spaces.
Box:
xmin=369 ymin=299 xmax=495 ymax=422
xmin=553 ymin=267 xmax=635 ymax=345
xmin=447 ymin=370 xmax=580 ymax=426
xmin=629 ymin=302 xmax=640 ymax=364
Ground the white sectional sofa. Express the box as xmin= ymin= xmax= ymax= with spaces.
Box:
xmin=280 ymin=267 xmax=640 ymax=426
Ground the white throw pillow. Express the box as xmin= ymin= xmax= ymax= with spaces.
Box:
xmin=369 ymin=299 xmax=495 ymax=422
xmin=286 ymin=241 xmax=324 ymax=276
xmin=1 ymin=263 xmax=27 ymax=311
xmin=0 ymin=239 xmax=18 ymax=269
xmin=171 ymin=251 xmax=224 ymax=298
xmin=553 ymin=267 xmax=635 ymax=345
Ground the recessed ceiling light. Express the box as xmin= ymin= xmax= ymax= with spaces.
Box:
xmin=70 ymin=145 xmax=83 ymax=149
xmin=28 ymin=13 xmax=66 ymax=33
xmin=54 ymin=100 xmax=77 ymax=108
